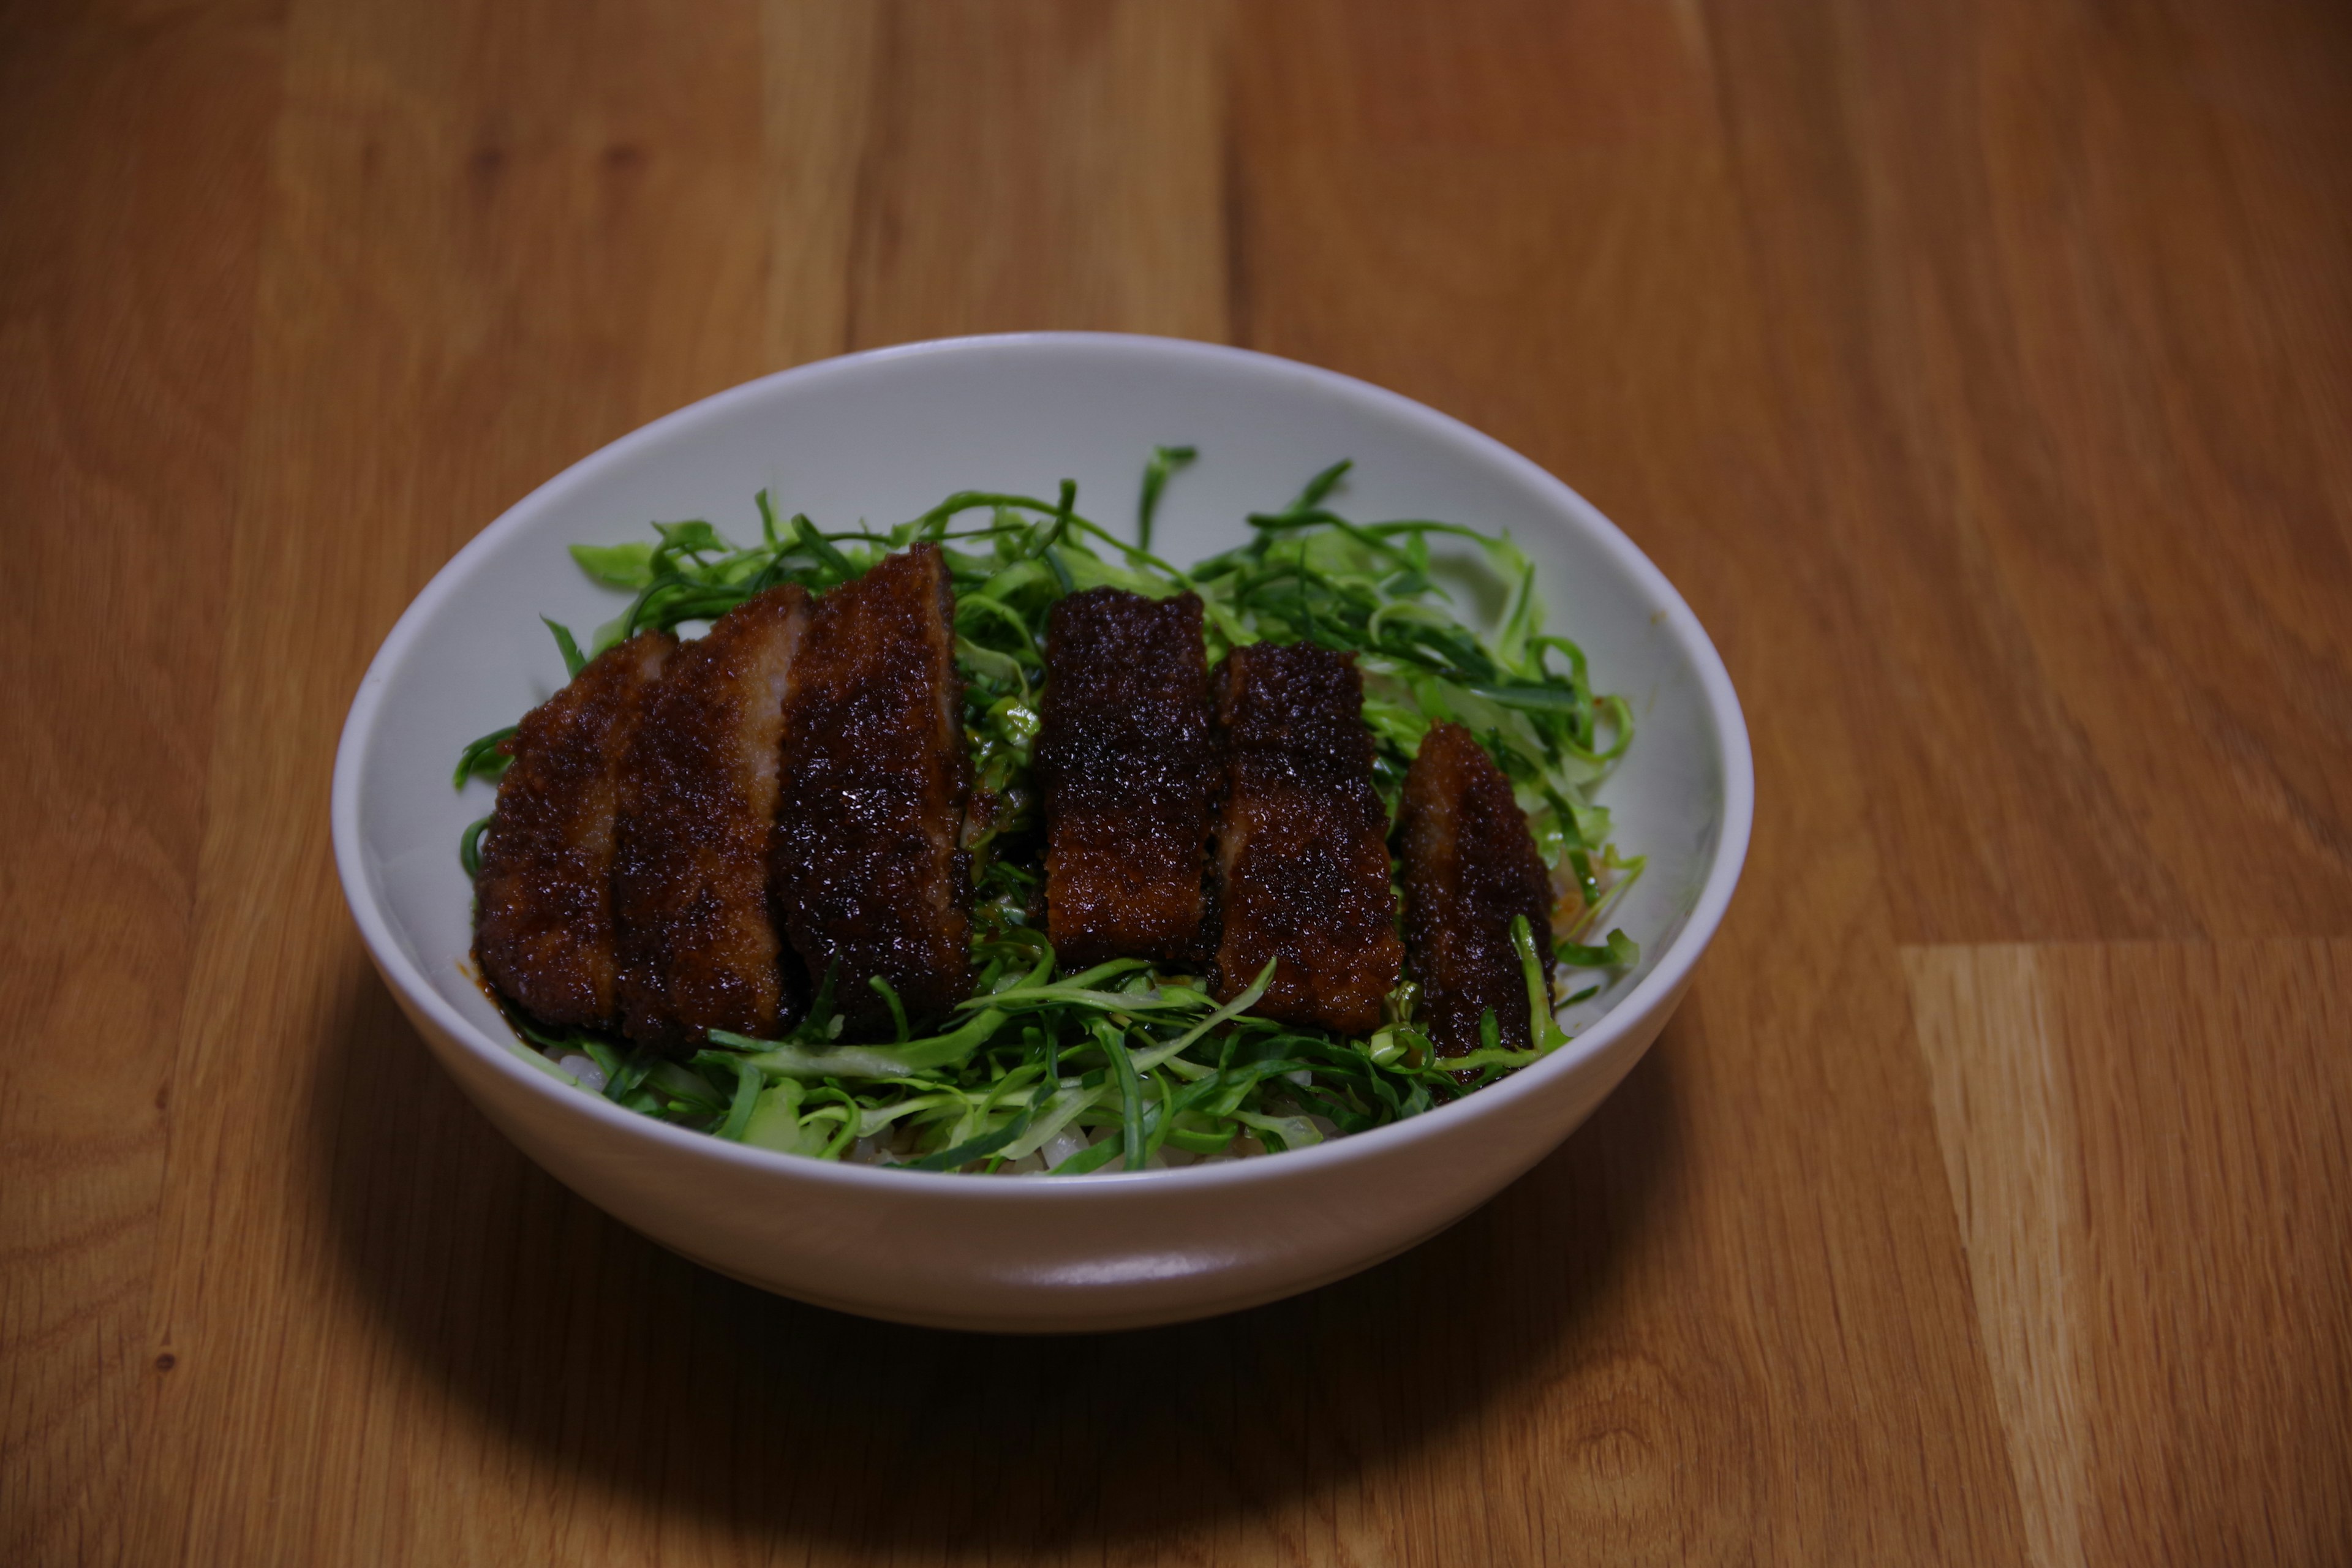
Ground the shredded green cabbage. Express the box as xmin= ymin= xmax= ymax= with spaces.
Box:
xmin=466 ymin=453 xmax=1642 ymax=1172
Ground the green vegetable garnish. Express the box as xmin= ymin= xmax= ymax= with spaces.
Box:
xmin=458 ymin=451 xmax=1643 ymax=1170
xmin=541 ymin=616 xmax=587 ymax=678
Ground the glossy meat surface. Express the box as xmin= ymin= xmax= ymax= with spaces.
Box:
xmin=1396 ymin=722 xmax=1555 ymax=1057
xmin=1210 ymin=641 xmax=1402 ymax=1035
xmin=771 ymin=545 xmax=973 ymax=1038
xmin=1037 ymin=588 xmax=1217 ymax=968
xmin=474 ymin=630 xmax=673 ymax=1029
xmin=611 ymin=586 xmax=810 ymax=1049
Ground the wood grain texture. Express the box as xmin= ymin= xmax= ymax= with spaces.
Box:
xmin=760 ymin=0 xmax=878 ymax=369
xmin=113 ymin=0 xmax=774 ymax=1558
xmin=4 ymin=0 xmax=2348 ymax=1562
xmin=1907 ymin=943 xmax=2352 ymax=1564
xmin=843 ymin=0 xmax=1228 ymax=347
xmin=0 ymin=3 xmax=286 ymax=1562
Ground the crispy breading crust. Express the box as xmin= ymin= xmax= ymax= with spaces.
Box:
xmin=612 ymin=586 xmax=810 ymax=1049
xmin=1038 ymin=588 xmax=1218 ymax=968
xmin=771 ymin=544 xmax=973 ymax=1039
xmin=473 ymin=630 xmax=674 ymax=1029
xmin=1210 ymin=641 xmax=1402 ymax=1035
xmin=1396 ymin=721 xmax=1556 ymax=1057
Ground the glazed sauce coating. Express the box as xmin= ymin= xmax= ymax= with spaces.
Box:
xmin=611 ymin=586 xmax=810 ymax=1049
xmin=1396 ymin=722 xmax=1556 ymax=1057
xmin=771 ymin=543 xmax=973 ymax=1039
xmin=474 ymin=630 xmax=673 ymax=1028
xmin=1210 ymin=641 xmax=1403 ymax=1035
xmin=1037 ymin=588 xmax=1218 ymax=968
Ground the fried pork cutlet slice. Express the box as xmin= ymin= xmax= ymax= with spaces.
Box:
xmin=611 ymin=585 xmax=811 ymax=1050
xmin=771 ymin=544 xmax=973 ymax=1039
xmin=473 ymin=630 xmax=674 ymax=1030
xmin=1036 ymin=587 xmax=1218 ymax=969
xmin=1396 ymin=722 xmax=1556 ymax=1058
xmin=1210 ymin=641 xmax=1403 ymax=1035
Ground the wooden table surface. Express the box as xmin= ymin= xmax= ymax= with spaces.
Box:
xmin=7 ymin=2 xmax=2349 ymax=1563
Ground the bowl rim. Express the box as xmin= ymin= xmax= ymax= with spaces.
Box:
xmin=331 ymin=330 xmax=1754 ymax=1204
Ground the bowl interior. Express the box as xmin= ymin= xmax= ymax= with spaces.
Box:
xmin=341 ymin=334 xmax=1744 ymax=1134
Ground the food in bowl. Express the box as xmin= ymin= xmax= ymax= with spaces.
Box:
xmin=337 ymin=333 xmax=1750 ymax=1330
xmin=458 ymin=450 xmax=1642 ymax=1175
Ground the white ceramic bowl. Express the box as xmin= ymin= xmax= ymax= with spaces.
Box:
xmin=332 ymin=333 xmax=1752 ymax=1333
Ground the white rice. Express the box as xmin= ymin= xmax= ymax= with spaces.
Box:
xmin=1038 ymin=1126 xmax=1093 ymax=1169
xmin=557 ymin=1053 xmax=607 ymax=1093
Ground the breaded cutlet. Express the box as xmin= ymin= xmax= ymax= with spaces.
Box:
xmin=612 ymin=584 xmax=810 ymax=1049
xmin=1036 ymin=587 xmax=1218 ymax=969
xmin=474 ymin=629 xmax=674 ymax=1030
xmin=770 ymin=544 xmax=973 ymax=1039
xmin=1210 ymin=641 xmax=1402 ymax=1036
xmin=1396 ymin=721 xmax=1555 ymax=1058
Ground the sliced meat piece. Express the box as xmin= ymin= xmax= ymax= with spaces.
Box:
xmin=1210 ymin=641 xmax=1403 ymax=1035
xmin=612 ymin=585 xmax=811 ymax=1049
xmin=771 ymin=543 xmax=973 ymax=1039
xmin=1396 ymin=721 xmax=1555 ymax=1058
xmin=1037 ymin=587 xmax=1217 ymax=969
xmin=474 ymin=630 xmax=674 ymax=1029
